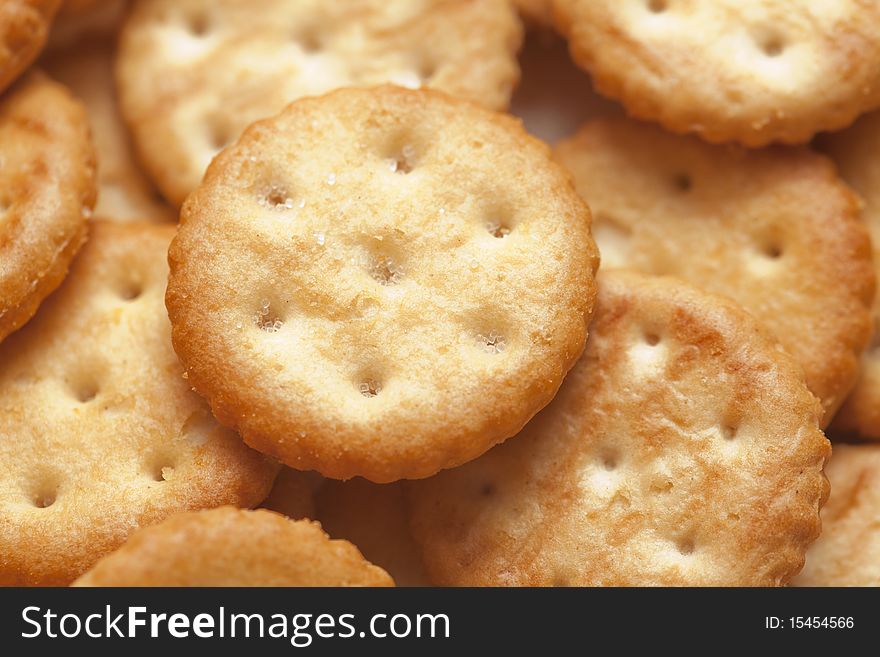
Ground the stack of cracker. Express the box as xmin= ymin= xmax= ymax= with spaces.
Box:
xmin=0 ymin=0 xmax=877 ymax=587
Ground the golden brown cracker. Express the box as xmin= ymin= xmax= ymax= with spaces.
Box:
xmin=0 ymin=0 xmax=59 ymax=92
xmin=166 ymin=85 xmax=598 ymax=482
xmin=0 ymin=70 xmax=96 ymax=345
xmin=0 ymin=221 xmax=278 ymax=586
xmin=74 ymin=507 xmax=394 ymax=586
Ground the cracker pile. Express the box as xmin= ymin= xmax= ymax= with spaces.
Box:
xmin=0 ymin=0 xmax=878 ymax=587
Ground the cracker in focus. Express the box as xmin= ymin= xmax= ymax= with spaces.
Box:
xmin=166 ymin=85 xmax=599 ymax=483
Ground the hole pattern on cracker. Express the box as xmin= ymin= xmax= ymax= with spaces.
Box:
xmin=33 ymin=489 xmax=57 ymax=509
xmin=260 ymin=184 xmax=297 ymax=211
xmin=389 ymin=144 xmax=417 ymax=174
xmin=254 ymin=299 xmax=284 ymax=333
xmin=207 ymin=114 xmax=234 ymax=151
xmin=150 ymin=464 xmax=175 ymax=483
xmin=673 ymin=173 xmax=692 ymax=192
xmin=295 ymin=29 xmax=323 ymax=54
xmin=369 ymin=256 xmax=403 ymax=286
xmin=486 ymin=220 xmax=511 ymax=239
xmin=757 ymin=32 xmax=786 ymax=58
xmin=118 ymin=279 xmax=144 ymax=302
xmin=477 ymin=331 xmax=506 ymax=354
xmin=358 ymin=378 xmax=382 ymax=398
xmin=417 ymin=59 xmax=438 ymax=84
xmin=73 ymin=380 xmax=99 ymax=404
xmin=601 ymin=452 xmax=619 ymax=471
xmin=762 ymin=242 xmax=783 ymax=260
xmin=145 ymin=452 xmax=176 ymax=483
xmin=677 ymin=537 xmax=696 ymax=556
xmin=647 ymin=0 xmax=668 ymax=12
xmin=187 ymin=10 xmax=211 ymax=37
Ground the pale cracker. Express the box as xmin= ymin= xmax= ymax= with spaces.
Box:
xmin=792 ymin=445 xmax=880 ymax=587
xmin=117 ymin=0 xmax=523 ymax=205
xmin=553 ymin=0 xmax=880 ymax=146
xmin=554 ymin=117 xmax=875 ymax=423
xmin=408 ymin=271 xmax=830 ymax=586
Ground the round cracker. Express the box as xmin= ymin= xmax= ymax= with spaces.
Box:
xmin=44 ymin=40 xmax=175 ymax=222
xmin=0 ymin=0 xmax=59 ymax=92
xmin=554 ymin=118 xmax=874 ymax=423
xmin=0 ymin=70 xmax=96 ymax=345
xmin=167 ymin=85 xmax=599 ymax=483
xmin=792 ymin=445 xmax=880 ymax=587
xmin=73 ymin=507 xmax=394 ymax=586
xmin=820 ymin=112 xmax=880 ymax=439
xmin=117 ymin=0 xmax=523 ymax=206
xmin=0 ymin=221 xmax=278 ymax=586
xmin=553 ymin=0 xmax=880 ymax=146
xmin=408 ymin=271 xmax=830 ymax=586
xmin=317 ymin=479 xmax=431 ymax=587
